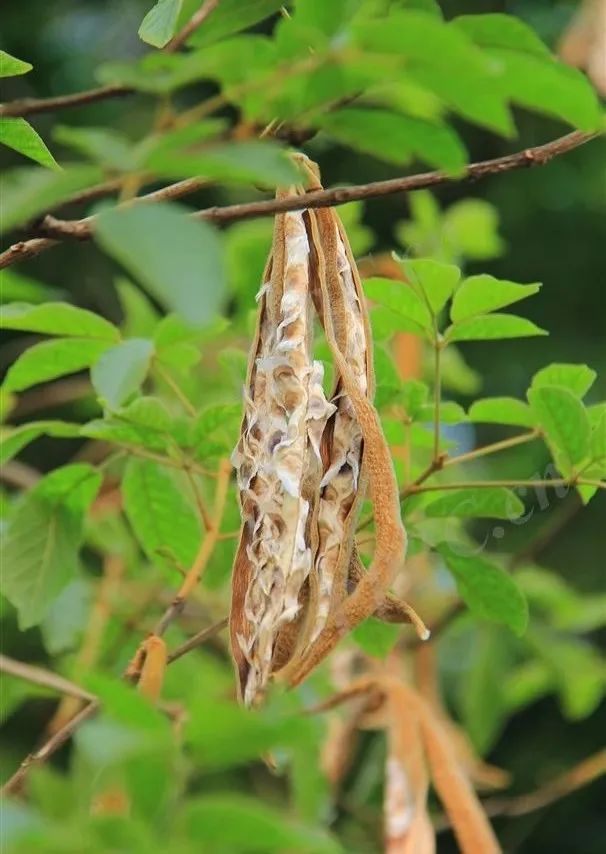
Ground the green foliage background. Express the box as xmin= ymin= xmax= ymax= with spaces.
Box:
xmin=1 ymin=1 xmax=605 ymax=852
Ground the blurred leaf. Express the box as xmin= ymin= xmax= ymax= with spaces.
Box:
xmin=453 ymin=13 xmax=551 ymax=57
xmin=0 ymin=49 xmax=33 ymax=77
xmin=530 ymin=363 xmax=597 ymax=399
xmin=528 ymin=386 xmax=591 ymax=475
xmin=447 ymin=313 xmax=547 ymax=342
xmin=503 ymin=660 xmax=553 ymax=712
xmin=0 ymin=165 xmax=104 ymax=233
xmin=401 ymin=257 xmax=461 ymax=315
xmin=94 ymin=202 xmax=224 ymax=326
xmin=440 ymin=544 xmax=528 ymax=636
xmin=191 ymin=403 xmax=242 ymax=457
xmin=468 ymin=397 xmax=535 ymax=428
xmin=40 ymin=578 xmax=92 ymax=654
xmin=0 ymin=420 xmax=81 ymax=466
xmin=182 ymin=794 xmax=341 ymax=853
xmin=425 ymin=487 xmax=524 ymax=519
xmin=0 ymin=465 xmax=101 ymax=628
xmin=439 ymin=344 xmax=482 ymax=395
xmin=516 ymin=566 xmax=606 ymax=632
xmin=147 ymin=141 xmax=300 ymax=186
xmin=0 ymin=270 xmax=62 ymax=304
xmin=116 ymin=278 xmax=160 ymax=338
xmin=0 ymin=118 xmax=58 ymax=170
xmin=188 ymin=0 xmax=284 ymax=46
xmin=0 ymin=302 xmax=119 ymax=340
xmin=416 ymin=400 xmax=467 ymax=423
xmin=318 ymin=108 xmax=467 ymax=173
xmin=451 ymin=275 xmax=541 ymax=323
xmin=53 ymin=125 xmax=134 ymax=172
xmin=3 ymin=338 xmax=111 ymax=392
xmin=138 ymin=0 xmax=183 ymax=48
xmin=91 ymin=339 xmax=154 ymax=409
xmin=351 ymin=617 xmax=399 ymax=658
xmin=122 ymin=458 xmax=201 ymax=566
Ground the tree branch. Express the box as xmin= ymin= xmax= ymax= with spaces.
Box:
xmin=0 ymin=1 xmax=221 ymax=118
xmin=0 ymin=654 xmax=96 ymax=703
xmin=0 ymin=130 xmax=598 ymax=269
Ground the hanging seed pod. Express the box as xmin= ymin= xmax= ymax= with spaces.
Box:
xmin=230 ymin=157 xmax=428 ymax=705
xmin=230 ymin=192 xmax=335 ymax=706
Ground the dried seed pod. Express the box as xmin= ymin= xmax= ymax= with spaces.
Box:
xmin=230 ymin=196 xmax=334 ymax=706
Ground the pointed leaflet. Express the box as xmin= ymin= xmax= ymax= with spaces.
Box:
xmin=450 ymin=274 xmax=541 ymax=323
xmin=528 ymin=385 xmax=591 ymax=475
xmin=138 ymin=0 xmax=184 ymax=48
xmin=447 ymin=313 xmax=547 ymax=342
xmin=439 ymin=544 xmax=528 ymax=636
xmin=363 ymin=277 xmax=432 ymax=337
xmin=401 ymin=257 xmax=461 ymax=315
xmin=0 ymin=465 xmax=101 ymax=629
xmin=425 ymin=487 xmax=524 ymax=520
xmin=0 ymin=49 xmax=33 ymax=77
xmin=3 ymin=338 xmax=112 ymax=392
xmin=94 ymin=202 xmax=224 ymax=326
xmin=468 ymin=397 xmax=535 ymax=428
xmin=0 ymin=421 xmax=81 ymax=466
xmin=91 ymin=338 xmax=155 ymax=408
xmin=0 ymin=302 xmax=119 ymax=340
xmin=0 ymin=118 xmax=59 ymax=170
xmin=530 ymin=363 xmax=597 ymax=399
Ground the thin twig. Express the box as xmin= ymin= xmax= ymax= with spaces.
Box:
xmin=406 ymin=477 xmax=604 ymax=494
xmin=442 ymin=430 xmax=540 ymax=469
xmin=1 ymin=131 xmax=597 ymax=269
xmin=0 ymin=1 xmax=222 ymax=119
xmin=167 ymin=616 xmax=228 ymax=663
xmin=0 ymin=654 xmax=96 ymax=703
xmin=166 ymin=0 xmax=221 ymax=52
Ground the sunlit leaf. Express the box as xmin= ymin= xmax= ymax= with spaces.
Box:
xmin=0 ymin=301 xmax=119 ymax=340
xmin=0 ymin=118 xmax=59 ymax=170
xmin=3 ymin=338 xmax=111 ymax=392
xmin=528 ymin=385 xmax=591 ymax=474
xmin=450 ymin=275 xmax=541 ymax=323
xmin=91 ymin=339 xmax=154 ymax=409
xmin=468 ymin=397 xmax=535 ymax=428
xmin=138 ymin=0 xmax=184 ymax=48
xmin=530 ymin=363 xmax=597 ymax=399
xmin=447 ymin=313 xmax=547 ymax=341
xmin=0 ymin=49 xmax=33 ymax=77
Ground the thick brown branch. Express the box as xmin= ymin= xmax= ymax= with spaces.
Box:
xmin=1 ymin=131 xmax=597 ymax=269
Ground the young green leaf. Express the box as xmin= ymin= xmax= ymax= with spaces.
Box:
xmin=41 ymin=579 xmax=92 ymax=654
xmin=530 ymin=363 xmax=597 ymax=399
xmin=0 ymin=302 xmax=120 ymax=340
xmin=0 ymin=465 xmax=101 ymax=629
xmin=3 ymin=338 xmax=111 ymax=392
xmin=351 ymin=617 xmax=399 ymax=659
xmin=425 ymin=487 xmax=524 ymax=519
xmin=401 ymin=257 xmax=461 ymax=315
xmin=94 ymin=202 xmax=224 ymax=326
xmin=363 ymin=277 xmax=432 ymax=336
xmin=138 ymin=0 xmax=184 ymax=48
xmin=439 ymin=544 xmax=529 ymax=636
xmin=0 ymin=118 xmax=59 ymax=170
xmin=317 ymin=108 xmax=467 ymax=173
xmin=0 ymin=421 xmax=82 ymax=466
xmin=528 ymin=385 xmax=591 ymax=474
xmin=446 ymin=313 xmax=547 ymax=342
xmin=53 ymin=125 xmax=134 ymax=172
xmin=468 ymin=397 xmax=535 ymax=428
xmin=0 ymin=50 xmax=33 ymax=77
xmin=450 ymin=275 xmax=541 ymax=323
xmin=187 ymin=0 xmax=286 ymax=47
xmin=122 ymin=458 xmax=201 ymax=567
xmin=91 ymin=339 xmax=155 ymax=409
xmin=0 ymin=270 xmax=62 ymax=305
xmin=453 ymin=13 xmax=551 ymax=57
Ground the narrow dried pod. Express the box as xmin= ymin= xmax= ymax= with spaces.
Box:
xmin=230 ymin=192 xmax=334 ymax=706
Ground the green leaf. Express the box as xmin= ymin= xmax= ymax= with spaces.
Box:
xmin=0 ymin=50 xmax=33 ymax=77
xmin=425 ymin=487 xmax=524 ymax=519
xmin=0 ymin=270 xmax=61 ymax=304
xmin=0 ymin=165 xmax=104 ymax=234
xmin=94 ymin=202 xmax=224 ymax=326
xmin=451 ymin=275 xmax=541 ymax=323
xmin=3 ymin=338 xmax=111 ymax=392
xmin=53 ymin=125 xmax=134 ymax=172
xmin=116 ymin=277 xmax=160 ymax=338
xmin=351 ymin=617 xmax=399 ymax=659
xmin=91 ymin=339 xmax=154 ymax=409
xmin=191 ymin=403 xmax=242 ymax=458
xmin=453 ymin=13 xmax=551 ymax=57
xmin=439 ymin=544 xmax=528 ymax=636
xmin=447 ymin=313 xmax=547 ymax=342
xmin=139 ymin=0 xmax=184 ymax=48
xmin=187 ymin=0 xmax=285 ymax=47
xmin=528 ymin=385 xmax=591 ymax=475
xmin=147 ymin=141 xmax=300 ymax=186
xmin=494 ymin=51 xmax=601 ymax=132
xmin=81 ymin=397 xmax=175 ymax=454
xmin=317 ymin=108 xmax=467 ymax=174
xmin=0 ymin=301 xmax=120 ymax=340
xmin=40 ymin=579 xmax=91 ymax=654
xmin=401 ymin=258 xmax=461 ymax=315
xmin=122 ymin=458 xmax=201 ymax=566
xmin=182 ymin=795 xmax=340 ymax=853
xmin=468 ymin=397 xmax=535 ymax=428
xmin=0 ymin=464 xmax=101 ymax=629
xmin=0 ymin=118 xmax=59 ymax=170
xmin=416 ymin=400 xmax=467 ymax=424
xmin=0 ymin=420 xmax=82 ymax=466
xmin=530 ymin=363 xmax=597 ymax=399
xmin=363 ymin=277 xmax=432 ymax=336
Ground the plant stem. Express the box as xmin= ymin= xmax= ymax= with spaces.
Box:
xmin=407 ymin=477 xmax=604 ymax=494
xmin=442 ymin=430 xmax=540 ymax=468
xmin=167 ymin=617 xmax=228 ymax=663
xmin=433 ymin=341 xmax=442 ymax=463
xmin=155 ymin=364 xmax=197 ymax=417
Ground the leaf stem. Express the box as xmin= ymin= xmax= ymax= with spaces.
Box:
xmin=155 ymin=364 xmax=197 ymax=417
